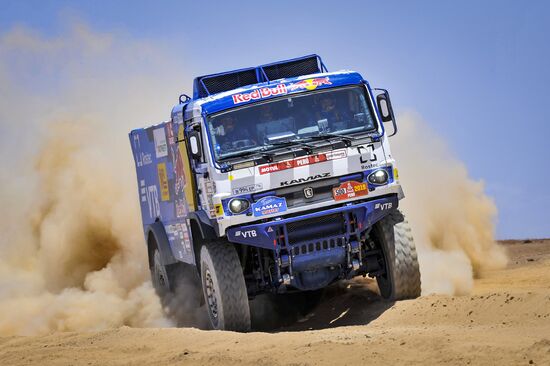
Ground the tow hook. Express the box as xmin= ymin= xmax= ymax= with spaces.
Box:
xmin=348 ymin=240 xmax=362 ymax=270
xmin=278 ymin=251 xmax=293 ymax=285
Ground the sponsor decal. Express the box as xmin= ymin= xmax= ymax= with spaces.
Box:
xmin=259 ymin=149 xmax=347 ymax=175
xmin=133 ymin=133 xmax=153 ymax=167
xmin=233 ymin=183 xmax=263 ymax=195
xmin=175 ymin=199 xmax=187 ymax=218
xmin=231 ymin=77 xmax=332 ymax=105
xmin=252 ymin=196 xmax=287 ymax=217
xmin=332 ymin=181 xmax=369 ymax=201
xmin=393 ymin=167 xmax=399 ymax=180
xmin=375 ymin=202 xmax=393 ymax=211
xmin=357 ymin=144 xmax=378 ymax=164
xmin=182 ymin=223 xmax=191 ymax=253
xmin=303 ymin=187 xmax=314 ymax=199
xmin=157 ymin=163 xmax=170 ymax=201
xmin=140 ymin=180 xmax=146 ymax=202
xmin=288 ymin=77 xmax=332 ymax=91
xmin=361 ymin=162 xmax=382 ymax=170
xmin=214 ymin=203 xmax=224 ymax=217
xmin=232 ymin=84 xmax=287 ymax=104
xmin=153 ymin=127 xmax=168 ymax=158
xmin=358 ymin=143 xmax=383 ymax=170
xmin=203 ymin=179 xmax=217 ymax=218
xmin=165 ymin=223 xmax=191 ymax=255
xmin=326 ymin=149 xmax=347 ymax=160
xmin=234 ymin=229 xmax=257 ymax=238
xmin=136 ymin=152 xmax=152 ymax=167
xmin=280 ymin=172 xmax=331 ymax=186
xmin=143 ymin=185 xmax=160 ymax=219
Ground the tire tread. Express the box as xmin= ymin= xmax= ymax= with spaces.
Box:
xmin=202 ymin=241 xmax=251 ymax=331
xmin=378 ymin=210 xmax=421 ymax=300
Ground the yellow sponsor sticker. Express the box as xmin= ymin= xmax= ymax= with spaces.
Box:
xmin=214 ymin=203 xmax=224 ymax=217
xmin=393 ymin=167 xmax=399 ymax=181
xmin=157 ymin=162 xmax=170 ymax=201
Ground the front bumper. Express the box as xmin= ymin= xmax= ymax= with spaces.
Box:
xmin=226 ymin=194 xmax=398 ymax=250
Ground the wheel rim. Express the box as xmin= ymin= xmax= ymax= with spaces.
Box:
xmin=156 ymin=264 xmax=166 ymax=287
xmin=204 ymin=269 xmax=219 ymax=323
xmin=153 ymin=251 xmax=169 ymax=294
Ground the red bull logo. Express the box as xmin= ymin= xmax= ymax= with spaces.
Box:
xmin=232 ymin=84 xmax=288 ymax=104
xmin=289 ymin=77 xmax=332 ymax=91
xmin=231 ymin=77 xmax=332 ymax=104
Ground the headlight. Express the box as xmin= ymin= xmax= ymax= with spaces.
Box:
xmin=367 ymin=169 xmax=389 ymax=185
xmin=228 ymin=198 xmax=250 ymax=214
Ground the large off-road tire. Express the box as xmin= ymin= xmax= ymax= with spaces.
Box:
xmin=200 ymin=241 xmax=251 ymax=331
xmin=375 ymin=210 xmax=421 ymax=300
xmin=151 ymin=248 xmax=184 ymax=301
xmin=151 ymin=249 xmax=203 ymax=312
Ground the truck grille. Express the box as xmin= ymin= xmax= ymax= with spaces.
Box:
xmin=274 ymin=177 xmax=340 ymax=209
xmin=286 ymin=213 xmax=345 ymax=244
xmin=272 ymin=172 xmax=365 ymax=209
xmin=291 ymin=237 xmax=345 ymax=256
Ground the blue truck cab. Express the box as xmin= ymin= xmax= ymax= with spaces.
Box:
xmin=129 ymin=55 xmax=421 ymax=331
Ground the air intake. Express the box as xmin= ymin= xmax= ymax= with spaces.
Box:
xmin=260 ymin=55 xmax=324 ymax=81
xmin=196 ymin=68 xmax=259 ymax=98
xmin=193 ymin=54 xmax=327 ymax=98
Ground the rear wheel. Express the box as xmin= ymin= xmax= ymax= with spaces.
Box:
xmin=151 ymin=249 xmax=184 ymax=301
xmin=150 ymin=248 xmax=204 ymax=327
xmin=200 ymin=241 xmax=251 ymax=331
xmin=375 ymin=210 xmax=421 ymax=300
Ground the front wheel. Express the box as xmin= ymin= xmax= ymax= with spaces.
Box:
xmin=200 ymin=241 xmax=251 ymax=331
xmin=375 ymin=210 xmax=421 ymax=300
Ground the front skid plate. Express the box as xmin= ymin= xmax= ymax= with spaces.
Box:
xmin=226 ymin=195 xmax=398 ymax=250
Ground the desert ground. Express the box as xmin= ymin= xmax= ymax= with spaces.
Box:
xmin=1 ymin=239 xmax=549 ymax=366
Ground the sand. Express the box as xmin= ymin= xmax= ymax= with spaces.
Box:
xmin=1 ymin=239 xmax=549 ymax=366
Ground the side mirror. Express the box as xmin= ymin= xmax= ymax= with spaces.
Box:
xmin=374 ymin=88 xmax=397 ymax=137
xmin=189 ymin=131 xmax=202 ymax=160
xmin=376 ymin=92 xmax=393 ymax=122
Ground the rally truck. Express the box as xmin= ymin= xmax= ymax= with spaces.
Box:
xmin=129 ymin=55 xmax=421 ymax=331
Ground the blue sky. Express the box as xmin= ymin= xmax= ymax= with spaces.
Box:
xmin=1 ymin=0 xmax=548 ymax=239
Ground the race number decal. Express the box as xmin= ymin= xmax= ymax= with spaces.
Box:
xmin=332 ymin=181 xmax=369 ymax=201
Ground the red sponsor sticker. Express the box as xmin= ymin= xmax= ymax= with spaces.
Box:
xmin=232 ymin=84 xmax=288 ymax=104
xmin=332 ymin=181 xmax=369 ymax=201
xmin=258 ymin=149 xmax=346 ymax=175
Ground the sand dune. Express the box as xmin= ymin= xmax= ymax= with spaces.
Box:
xmin=1 ymin=239 xmax=548 ymax=366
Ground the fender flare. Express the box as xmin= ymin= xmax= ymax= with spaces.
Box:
xmin=146 ymin=221 xmax=177 ymax=266
xmin=188 ymin=211 xmax=218 ymax=240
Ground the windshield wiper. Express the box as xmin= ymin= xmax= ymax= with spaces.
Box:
xmin=304 ymin=133 xmax=356 ymax=146
xmin=219 ymin=148 xmax=276 ymax=162
xmin=268 ymin=139 xmax=315 ymax=153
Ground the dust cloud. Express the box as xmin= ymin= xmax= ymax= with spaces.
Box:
xmin=393 ymin=112 xmax=507 ymax=295
xmin=0 ymin=23 xmax=184 ymax=336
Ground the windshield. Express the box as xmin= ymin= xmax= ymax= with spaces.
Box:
xmin=207 ymin=85 xmax=377 ymax=160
